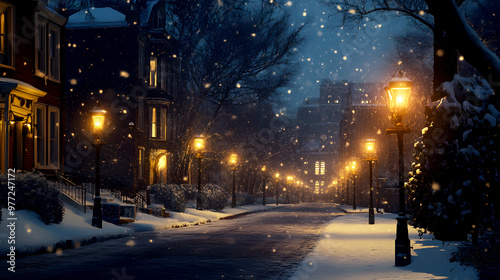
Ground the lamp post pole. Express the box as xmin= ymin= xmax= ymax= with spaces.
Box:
xmin=92 ymin=142 xmax=103 ymax=228
xmin=368 ymin=160 xmax=375 ymax=224
xmin=90 ymin=107 xmax=106 ymax=229
xmin=352 ymin=173 xmax=356 ymax=210
xmin=197 ymin=156 xmax=203 ymax=210
xmin=193 ymin=135 xmax=205 ymax=210
xmin=385 ymin=70 xmax=412 ymax=266
xmin=275 ymin=173 xmax=279 ymax=206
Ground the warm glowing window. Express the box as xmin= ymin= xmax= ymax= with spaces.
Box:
xmin=150 ymin=107 xmax=157 ymax=138
xmin=315 ymin=161 xmax=326 ymax=175
xmin=149 ymin=57 xmax=157 ymax=87
xmin=0 ymin=3 xmax=12 ymax=66
xmin=138 ymin=147 xmax=145 ymax=179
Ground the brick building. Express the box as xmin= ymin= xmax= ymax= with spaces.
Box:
xmin=0 ymin=0 xmax=66 ymax=175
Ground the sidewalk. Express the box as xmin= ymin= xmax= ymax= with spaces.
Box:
xmin=290 ymin=206 xmax=478 ymax=280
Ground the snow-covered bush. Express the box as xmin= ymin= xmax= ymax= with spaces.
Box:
xmin=201 ymin=184 xmax=229 ymax=211
xmin=408 ymin=75 xmax=499 ymax=240
xmin=237 ymin=192 xmax=256 ymax=206
xmin=180 ymin=184 xmax=197 ymax=200
xmin=149 ymin=184 xmax=186 ymax=212
xmin=0 ymin=172 xmax=64 ymax=224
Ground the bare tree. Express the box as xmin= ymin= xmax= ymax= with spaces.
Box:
xmin=166 ymin=0 xmax=305 ymax=183
xmin=323 ymin=0 xmax=500 ymax=102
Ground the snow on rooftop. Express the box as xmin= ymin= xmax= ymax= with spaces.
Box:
xmin=66 ymin=7 xmax=128 ymax=29
xmin=140 ymin=0 xmax=159 ymax=27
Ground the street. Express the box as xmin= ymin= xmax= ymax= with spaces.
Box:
xmin=11 ymin=204 xmax=342 ymax=280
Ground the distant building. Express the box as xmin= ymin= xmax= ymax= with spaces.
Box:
xmin=0 ymin=0 xmax=66 ymax=175
xmin=296 ymin=80 xmax=351 ymax=195
xmin=64 ymin=0 xmax=177 ymax=191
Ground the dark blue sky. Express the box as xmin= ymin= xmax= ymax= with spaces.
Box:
xmin=284 ymin=0 xmax=408 ymax=110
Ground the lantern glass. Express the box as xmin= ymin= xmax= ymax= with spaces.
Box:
xmin=386 ymin=72 xmax=412 ymax=119
xmin=365 ymin=139 xmax=375 ymax=152
xmin=91 ymin=108 xmax=107 ymax=135
xmin=229 ymin=153 xmax=238 ymax=166
xmin=275 ymin=173 xmax=280 ymax=179
xmin=193 ymin=135 xmax=205 ymax=151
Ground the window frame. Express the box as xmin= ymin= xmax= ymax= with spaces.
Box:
xmin=48 ymin=107 xmax=59 ymax=168
xmin=0 ymin=2 xmax=13 ymax=68
xmin=34 ymin=104 xmax=46 ymax=168
xmin=138 ymin=147 xmax=145 ymax=179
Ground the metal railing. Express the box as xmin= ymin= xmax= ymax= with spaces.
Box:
xmin=53 ymin=175 xmax=87 ymax=213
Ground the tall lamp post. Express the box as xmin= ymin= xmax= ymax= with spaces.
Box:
xmin=229 ymin=153 xmax=238 ymax=208
xmin=275 ymin=173 xmax=280 ymax=205
xmin=363 ymin=139 xmax=378 ymax=224
xmin=91 ymin=108 xmax=106 ymax=228
xmin=261 ymin=166 xmax=267 ymax=205
xmin=193 ymin=135 xmax=205 ymax=210
xmin=351 ymin=160 xmax=357 ymax=210
xmin=385 ymin=70 xmax=412 ymax=266
xmin=345 ymin=165 xmax=350 ymax=206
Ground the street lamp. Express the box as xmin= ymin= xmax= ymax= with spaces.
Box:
xmin=229 ymin=153 xmax=238 ymax=208
xmin=91 ymin=107 xmax=107 ymax=228
xmin=386 ymin=70 xmax=412 ymax=266
xmin=351 ymin=160 xmax=357 ymax=210
xmin=275 ymin=173 xmax=280 ymax=205
xmin=286 ymin=176 xmax=294 ymax=204
xmin=262 ymin=166 xmax=267 ymax=205
xmin=363 ymin=139 xmax=378 ymax=225
xmin=193 ymin=135 xmax=205 ymax=210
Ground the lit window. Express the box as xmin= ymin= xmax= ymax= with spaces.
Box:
xmin=0 ymin=3 xmax=12 ymax=66
xmin=149 ymin=57 xmax=157 ymax=87
xmin=138 ymin=147 xmax=145 ymax=179
xmin=150 ymin=107 xmax=157 ymax=138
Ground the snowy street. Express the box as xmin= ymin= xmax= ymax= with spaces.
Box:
xmin=10 ymin=204 xmax=341 ymax=280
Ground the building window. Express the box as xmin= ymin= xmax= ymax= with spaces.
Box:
xmin=48 ymin=25 xmax=60 ymax=80
xmin=149 ymin=106 xmax=167 ymax=139
xmin=138 ymin=147 xmax=145 ymax=179
xmin=35 ymin=18 xmax=61 ymax=81
xmin=0 ymin=3 xmax=13 ymax=66
xmin=150 ymin=107 xmax=157 ymax=138
xmin=35 ymin=105 xmax=46 ymax=167
xmin=315 ymin=161 xmax=326 ymax=175
xmin=35 ymin=105 xmax=60 ymax=168
xmin=48 ymin=108 xmax=59 ymax=168
xmin=149 ymin=57 xmax=157 ymax=87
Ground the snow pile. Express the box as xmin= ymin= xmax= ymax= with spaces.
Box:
xmin=0 ymin=205 xmax=130 ymax=256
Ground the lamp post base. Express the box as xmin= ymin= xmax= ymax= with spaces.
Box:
xmin=369 ymin=207 xmax=375 ymax=224
xmin=92 ymin=196 xmax=102 ymax=228
xmin=395 ymin=216 xmax=411 ymax=266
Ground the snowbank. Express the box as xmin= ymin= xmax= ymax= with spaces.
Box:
xmin=290 ymin=212 xmax=478 ymax=280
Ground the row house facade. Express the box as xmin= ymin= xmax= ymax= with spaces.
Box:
xmin=64 ymin=0 xmax=177 ymax=191
xmin=0 ymin=0 xmax=66 ymax=175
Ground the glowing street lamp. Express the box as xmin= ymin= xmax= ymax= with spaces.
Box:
xmin=386 ymin=70 xmax=412 ymax=266
xmin=193 ymin=135 xmax=205 ymax=210
xmin=386 ymin=70 xmax=412 ymax=125
xmin=364 ymin=139 xmax=378 ymax=225
xmin=229 ymin=153 xmax=238 ymax=208
xmin=90 ymin=107 xmax=107 ymax=228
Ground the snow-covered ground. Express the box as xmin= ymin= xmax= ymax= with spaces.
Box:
xmin=0 ymin=202 xmax=278 ymax=257
xmin=1 ymin=203 xmax=478 ymax=279
xmin=290 ymin=206 xmax=478 ymax=280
